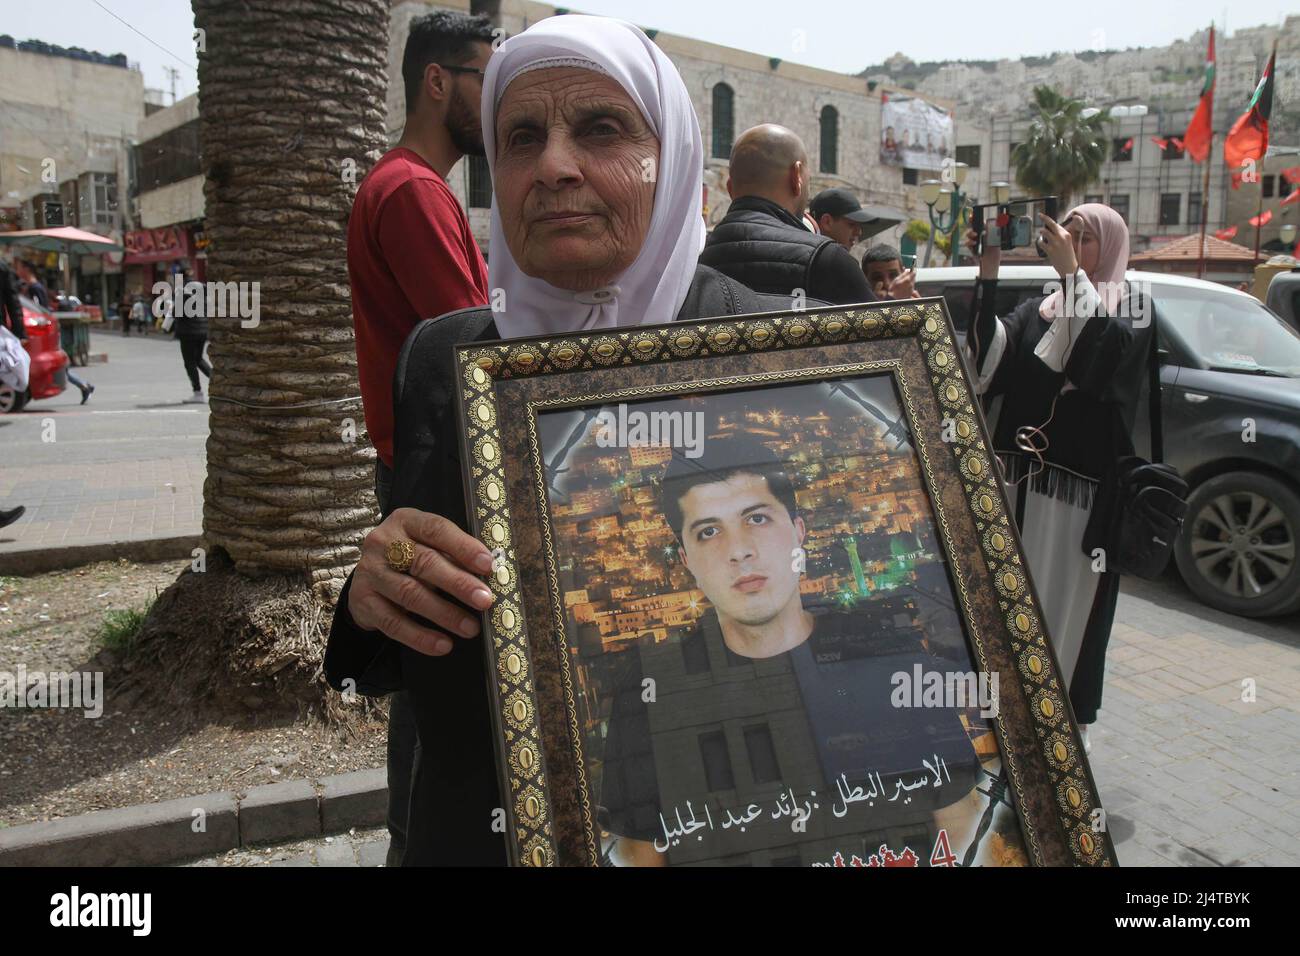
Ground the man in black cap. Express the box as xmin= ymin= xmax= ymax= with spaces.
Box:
xmin=699 ymin=125 xmax=877 ymax=307
xmin=809 ymin=187 xmax=871 ymax=251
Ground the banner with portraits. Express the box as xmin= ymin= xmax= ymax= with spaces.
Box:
xmin=881 ymin=96 xmax=955 ymax=172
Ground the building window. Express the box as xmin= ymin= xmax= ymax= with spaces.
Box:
xmin=136 ymin=119 xmax=202 ymax=191
xmin=1263 ymin=175 xmax=1275 ymax=198
xmin=955 ymin=144 xmax=980 ymax=168
xmin=1188 ymin=191 xmax=1202 ymax=227
xmin=698 ymin=731 xmax=735 ymax=791
xmin=1084 ymin=194 xmax=1103 ymax=205
xmin=1159 ymin=193 xmax=1181 ymax=225
xmin=819 ymin=105 xmax=838 ymax=175
xmin=92 ymin=173 xmax=117 ymax=226
xmin=467 ymin=155 xmax=492 ymax=209
xmin=1111 ymin=137 xmax=1133 ymax=161
xmin=1162 ymin=139 xmax=1184 ymax=160
xmin=682 ymin=632 xmax=710 ymax=674
xmin=1111 ymin=194 xmax=1130 ymax=223
xmin=902 ymin=167 xmax=918 ymax=186
xmin=711 ymin=83 xmax=735 ymax=159
xmin=743 ymin=725 xmax=782 ymax=784
xmin=1282 ymin=178 xmax=1296 ymax=200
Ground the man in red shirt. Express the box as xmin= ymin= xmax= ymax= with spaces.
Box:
xmin=350 ymin=10 xmax=494 ymax=505
xmin=346 ymin=8 xmax=495 ymax=867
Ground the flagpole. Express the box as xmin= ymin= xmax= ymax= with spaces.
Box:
xmin=1254 ymin=180 xmax=1264 ymax=263
xmin=1198 ymin=131 xmax=1213 ymax=279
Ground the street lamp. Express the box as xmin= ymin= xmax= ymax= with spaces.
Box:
xmin=991 ymin=181 xmax=1012 ymax=206
xmin=920 ymin=162 xmax=970 ymax=267
xmin=1281 ymin=223 xmax=1297 ymax=244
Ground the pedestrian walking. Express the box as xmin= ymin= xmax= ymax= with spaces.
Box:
xmin=171 ymin=279 xmax=210 ymax=403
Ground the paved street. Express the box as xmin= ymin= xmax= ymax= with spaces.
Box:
xmin=180 ymin=573 xmax=1300 ymax=867
xmin=0 ymin=329 xmax=207 ymax=557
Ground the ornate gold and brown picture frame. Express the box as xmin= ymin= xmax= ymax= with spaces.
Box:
xmin=453 ymin=298 xmax=1115 ymax=868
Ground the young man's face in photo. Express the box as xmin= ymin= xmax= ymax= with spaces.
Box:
xmin=864 ymin=257 xmax=903 ymax=297
xmin=675 ymin=472 xmax=806 ymax=628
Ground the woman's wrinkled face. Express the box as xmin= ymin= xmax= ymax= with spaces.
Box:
xmin=494 ymin=67 xmax=660 ymax=291
xmin=1065 ymin=216 xmax=1101 ymax=277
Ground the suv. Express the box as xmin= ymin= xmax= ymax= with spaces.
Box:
xmin=917 ymin=265 xmax=1300 ymax=619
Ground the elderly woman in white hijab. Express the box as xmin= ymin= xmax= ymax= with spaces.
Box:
xmin=324 ymin=15 xmax=799 ymax=866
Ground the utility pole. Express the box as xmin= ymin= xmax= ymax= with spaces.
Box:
xmin=163 ymin=66 xmax=180 ymax=105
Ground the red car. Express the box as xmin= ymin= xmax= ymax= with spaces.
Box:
xmin=0 ymin=295 xmax=68 ymax=413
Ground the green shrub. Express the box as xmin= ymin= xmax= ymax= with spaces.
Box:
xmin=99 ymin=599 xmax=154 ymax=655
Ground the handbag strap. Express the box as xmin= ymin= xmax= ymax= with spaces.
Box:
xmin=1146 ymin=302 xmax=1164 ymax=464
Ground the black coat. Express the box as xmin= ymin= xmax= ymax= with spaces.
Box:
xmin=0 ymin=261 xmax=25 ymax=340
xmin=699 ymin=195 xmax=877 ymax=307
xmin=324 ymin=264 xmax=812 ymax=865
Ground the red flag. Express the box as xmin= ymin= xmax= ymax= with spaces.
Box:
xmin=1281 ymin=189 xmax=1300 ymax=207
xmin=1183 ymin=26 xmax=1215 ymax=162
xmin=1249 ymin=209 xmax=1273 ymax=228
xmin=1171 ymin=137 xmax=1185 ymax=150
xmin=1230 ymin=170 xmax=1245 ymax=190
xmin=1215 ymin=226 xmax=1238 ymax=240
xmin=1281 ymin=166 xmax=1300 ymax=184
xmin=1150 ymin=136 xmax=1169 ymax=150
xmin=1225 ymin=48 xmax=1276 ymax=172
xmin=1123 ymin=137 xmax=1134 ymax=151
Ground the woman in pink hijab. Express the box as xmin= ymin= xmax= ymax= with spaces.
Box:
xmin=962 ymin=203 xmax=1153 ymax=751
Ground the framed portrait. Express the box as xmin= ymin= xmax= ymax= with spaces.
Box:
xmin=453 ymin=299 xmax=1115 ymax=867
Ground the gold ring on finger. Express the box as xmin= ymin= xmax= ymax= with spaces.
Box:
xmin=385 ymin=538 xmax=415 ymax=574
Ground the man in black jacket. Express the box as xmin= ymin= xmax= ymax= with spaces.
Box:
xmin=699 ymin=125 xmax=877 ymax=307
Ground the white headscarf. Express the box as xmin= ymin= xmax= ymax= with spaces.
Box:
xmin=481 ymin=15 xmax=705 ymax=339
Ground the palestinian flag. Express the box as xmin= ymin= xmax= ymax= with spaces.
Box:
xmin=1249 ymin=209 xmax=1273 ymax=228
xmin=1215 ymin=226 xmax=1238 ymax=240
xmin=1150 ymin=136 xmax=1169 ymax=150
xmin=1224 ymin=48 xmax=1276 ymax=172
xmin=1183 ymin=26 xmax=1215 ymax=162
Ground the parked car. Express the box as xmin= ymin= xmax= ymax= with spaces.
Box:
xmin=917 ymin=265 xmax=1300 ymax=619
xmin=0 ymin=294 xmax=69 ymax=413
xmin=1265 ymin=267 xmax=1300 ymax=333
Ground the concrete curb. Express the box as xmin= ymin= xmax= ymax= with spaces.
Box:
xmin=0 ymin=534 xmax=201 ymax=576
xmin=0 ymin=767 xmax=386 ymax=867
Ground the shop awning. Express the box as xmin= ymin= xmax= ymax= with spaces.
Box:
xmin=857 ymin=205 xmax=909 ymax=240
xmin=0 ymin=226 xmax=123 ymax=255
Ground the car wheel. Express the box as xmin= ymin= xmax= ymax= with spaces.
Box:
xmin=1175 ymin=471 xmax=1300 ymax=618
xmin=0 ymin=385 xmax=28 ymax=414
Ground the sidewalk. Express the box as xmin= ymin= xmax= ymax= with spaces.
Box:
xmin=0 ymin=330 xmax=206 ymax=568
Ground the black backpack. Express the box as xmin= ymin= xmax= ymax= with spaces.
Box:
xmin=1083 ymin=309 xmax=1189 ymax=579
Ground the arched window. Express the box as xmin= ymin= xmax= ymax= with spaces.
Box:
xmin=820 ymin=105 xmax=839 ymax=174
xmin=711 ymin=83 xmax=734 ymax=159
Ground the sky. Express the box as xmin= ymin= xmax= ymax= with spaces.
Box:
xmin=3 ymin=0 xmax=1296 ymax=104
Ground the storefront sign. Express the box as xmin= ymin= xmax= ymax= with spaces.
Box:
xmin=123 ymin=226 xmax=191 ymax=264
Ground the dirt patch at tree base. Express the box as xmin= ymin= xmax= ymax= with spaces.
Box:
xmin=1 ymin=558 xmax=386 ymax=828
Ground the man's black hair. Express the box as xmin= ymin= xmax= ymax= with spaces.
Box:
xmin=660 ymin=433 xmax=798 ymax=542
xmin=862 ymin=243 xmax=901 ymax=265
xmin=402 ymin=10 xmax=497 ymax=114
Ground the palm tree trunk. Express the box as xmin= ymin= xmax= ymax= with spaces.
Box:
xmin=128 ymin=0 xmax=389 ymax=716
